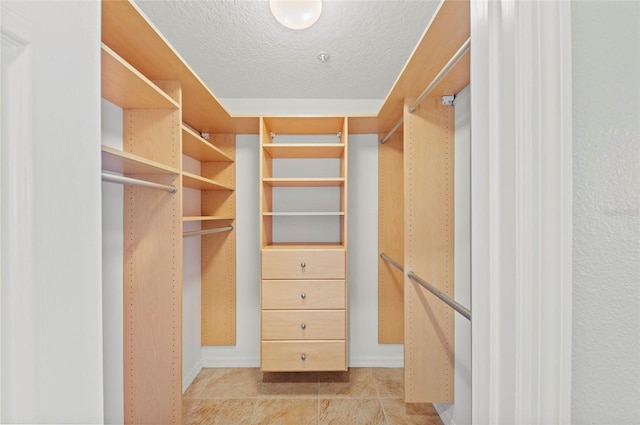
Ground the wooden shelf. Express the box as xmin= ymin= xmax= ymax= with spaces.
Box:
xmin=263 ymin=178 xmax=344 ymax=187
xmin=183 ymin=216 xmax=234 ymax=222
xmin=102 ymin=0 xmax=258 ymax=134
xmin=182 ymin=171 xmax=233 ymax=191
xmin=262 ymin=117 xmax=345 ymax=134
xmin=101 ymin=145 xmax=179 ymax=175
xmin=182 ymin=125 xmax=233 ymax=162
xmin=262 ymin=243 xmax=346 ymax=250
xmin=264 ymin=212 xmax=345 ymax=216
xmin=101 ymin=44 xmax=179 ymax=110
xmin=263 ymin=144 xmax=344 ymax=159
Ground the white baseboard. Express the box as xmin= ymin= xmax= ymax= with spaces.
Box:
xmin=348 ymin=355 xmax=403 ymax=368
xmin=434 ymin=403 xmax=456 ymax=425
xmin=183 ymin=360 xmax=203 ymax=393
xmin=201 ymin=355 xmax=260 ymax=368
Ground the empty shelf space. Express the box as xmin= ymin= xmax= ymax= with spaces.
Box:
xmin=263 ymin=178 xmax=344 ymax=187
xmin=101 ymin=145 xmax=178 ymax=175
xmin=263 ymin=212 xmax=345 ymax=216
xmin=182 ymin=125 xmax=233 ymax=162
xmin=101 ymin=44 xmax=179 ymax=110
xmin=262 ymin=144 xmax=345 ymax=159
xmin=182 ymin=171 xmax=233 ymax=191
xmin=183 ymin=216 xmax=234 ymax=222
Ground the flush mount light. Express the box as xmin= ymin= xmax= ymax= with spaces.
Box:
xmin=269 ymin=0 xmax=322 ymax=30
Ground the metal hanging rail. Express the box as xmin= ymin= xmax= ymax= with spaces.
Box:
xmin=407 ymin=271 xmax=471 ymax=321
xmin=379 ymin=252 xmax=404 ymax=272
xmin=183 ymin=226 xmax=233 ymax=238
xmin=380 ymin=37 xmax=471 ymax=145
xmin=379 ymin=252 xmax=471 ymax=321
xmin=101 ymin=172 xmax=177 ymax=193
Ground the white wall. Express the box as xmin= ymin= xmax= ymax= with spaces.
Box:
xmin=1 ymin=2 xmax=104 ymax=422
xmin=572 ymin=2 xmax=640 ymax=423
xmin=435 ymin=86 xmax=472 ymax=425
xmin=101 ymin=100 xmax=124 ymax=424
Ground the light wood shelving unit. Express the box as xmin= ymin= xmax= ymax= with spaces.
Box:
xmin=259 ymin=117 xmax=349 ymax=372
xmin=101 ymin=1 xmax=240 ymax=423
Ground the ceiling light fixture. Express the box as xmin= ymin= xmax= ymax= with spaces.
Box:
xmin=269 ymin=0 xmax=322 ymax=30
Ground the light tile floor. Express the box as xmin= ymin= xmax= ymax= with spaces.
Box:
xmin=183 ymin=367 xmax=443 ymax=425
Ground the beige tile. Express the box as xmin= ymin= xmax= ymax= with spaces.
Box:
xmin=183 ymin=398 xmax=256 ymax=425
xmin=187 ymin=368 xmax=262 ymax=399
xmin=319 ymin=398 xmax=386 ymax=425
xmin=251 ymin=398 xmax=318 ymax=425
xmin=259 ymin=372 xmax=319 ymax=398
xmin=318 ymin=368 xmax=378 ymax=398
xmin=381 ymin=398 xmax=443 ymax=425
xmin=372 ymin=368 xmax=404 ymax=399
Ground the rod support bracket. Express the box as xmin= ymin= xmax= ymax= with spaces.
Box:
xmin=442 ymin=95 xmax=455 ymax=106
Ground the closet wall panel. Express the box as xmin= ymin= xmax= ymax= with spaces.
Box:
xmin=403 ymin=98 xmax=455 ymax=403
xmin=378 ymin=133 xmax=404 ymax=343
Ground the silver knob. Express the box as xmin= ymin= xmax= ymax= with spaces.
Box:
xmin=301 ymin=323 xmax=306 ymax=330
xmin=300 ymin=293 xmax=306 ymax=299
xmin=301 ymin=354 xmax=306 ymax=361
xmin=301 ymin=262 xmax=306 ymax=268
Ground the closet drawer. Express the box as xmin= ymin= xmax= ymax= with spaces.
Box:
xmin=262 ymin=310 xmax=345 ymax=340
xmin=262 ymin=280 xmax=345 ymax=310
xmin=261 ymin=341 xmax=346 ymax=372
xmin=262 ymin=249 xmax=345 ymax=279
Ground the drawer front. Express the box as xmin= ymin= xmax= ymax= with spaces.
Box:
xmin=262 ymin=250 xmax=345 ymax=280
xmin=262 ymin=310 xmax=345 ymax=340
xmin=262 ymin=280 xmax=345 ymax=310
xmin=261 ymin=341 xmax=346 ymax=372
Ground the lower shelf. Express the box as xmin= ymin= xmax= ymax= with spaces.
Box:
xmin=261 ymin=340 xmax=346 ymax=372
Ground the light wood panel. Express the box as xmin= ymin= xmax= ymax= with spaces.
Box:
xmin=123 ymin=98 xmax=182 ymax=424
xmin=262 ymin=310 xmax=345 ymax=340
xmin=262 ymin=144 xmax=345 ymax=159
xmin=263 ymin=212 xmax=344 ymax=216
xmin=201 ymin=134 xmax=236 ymax=346
xmin=404 ymin=98 xmax=454 ymax=403
xmin=262 ymin=178 xmax=344 ymax=187
xmin=102 ymin=0 xmax=258 ymax=134
xmin=378 ymin=133 xmax=404 ymax=344
xmin=101 ymin=145 xmax=179 ymax=175
xmin=182 ymin=172 xmax=232 ymax=191
xmin=182 ymin=125 xmax=233 ymax=162
xmin=261 ymin=280 xmax=346 ymax=310
xmin=261 ymin=341 xmax=346 ymax=371
xmin=101 ymin=44 xmax=179 ymax=110
xmin=263 ymin=116 xmax=345 ymax=134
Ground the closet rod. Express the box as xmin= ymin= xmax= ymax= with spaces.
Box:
xmin=380 ymin=37 xmax=471 ymax=145
xmin=407 ymin=271 xmax=471 ymax=321
xmin=101 ymin=172 xmax=177 ymax=193
xmin=183 ymin=226 xmax=233 ymax=238
xmin=379 ymin=252 xmax=404 ymax=272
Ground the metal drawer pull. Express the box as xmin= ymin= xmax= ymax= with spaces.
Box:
xmin=301 ymin=262 xmax=306 ymax=268
xmin=300 ymin=293 xmax=306 ymax=299
xmin=301 ymin=354 xmax=306 ymax=361
xmin=301 ymin=323 xmax=306 ymax=330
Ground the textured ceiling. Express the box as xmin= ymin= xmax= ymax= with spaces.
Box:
xmin=133 ymin=0 xmax=441 ymax=114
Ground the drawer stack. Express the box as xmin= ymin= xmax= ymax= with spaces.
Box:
xmin=261 ymin=248 xmax=347 ymax=371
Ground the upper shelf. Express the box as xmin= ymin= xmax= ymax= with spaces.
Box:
xmin=182 ymin=171 xmax=233 ymax=191
xmin=263 ymin=144 xmax=345 ymax=159
xmin=263 ymin=178 xmax=345 ymax=187
xmin=101 ymin=145 xmax=179 ymax=175
xmin=101 ymin=44 xmax=179 ymax=110
xmin=102 ymin=0 xmax=258 ymax=134
xmin=182 ymin=125 xmax=233 ymax=162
